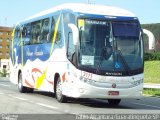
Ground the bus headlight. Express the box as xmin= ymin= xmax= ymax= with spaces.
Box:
xmin=80 ymin=76 xmax=96 ymax=85
xmin=131 ymin=79 xmax=143 ymax=86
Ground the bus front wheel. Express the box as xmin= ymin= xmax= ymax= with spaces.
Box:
xmin=55 ymin=77 xmax=67 ymax=103
xmin=108 ymin=99 xmax=121 ymax=105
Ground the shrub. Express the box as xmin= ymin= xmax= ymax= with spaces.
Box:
xmin=1 ymin=68 xmax=7 ymax=77
xmin=144 ymin=52 xmax=160 ymax=61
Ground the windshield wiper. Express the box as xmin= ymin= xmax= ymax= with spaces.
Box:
xmin=117 ymin=50 xmax=131 ymax=75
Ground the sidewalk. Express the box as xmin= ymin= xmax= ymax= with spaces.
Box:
xmin=144 ymin=83 xmax=160 ymax=89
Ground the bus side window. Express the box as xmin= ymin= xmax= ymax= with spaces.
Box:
xmin=22 ymin=27 xmax=27 ymax=37
xmin=51 ymin=15 xmax=62 ymax=46
xmin=31 ymin=20 xmax=42 ymax=44
xmin=14 ymin=26 xmax=21 ymax=46
xmin=63 ymin=12 xmax=76 ymax=65
xmin=50 ymin=17 xmax=55 ymax=43
xmin=26 ymin=23 xmax=31 ymax=44
xmin=41 ymin=18 xmax=50 ymax=43
xmin=22 ymin=25 xmax=30 ymax=45
xmin=68 ymin=32 xmax=75 ymax=64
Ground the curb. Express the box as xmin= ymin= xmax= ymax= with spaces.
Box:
xmin=143 ymin=94 xmax=160 ymax=98
xmin=144 ymin=83 xmax=160 ymax=89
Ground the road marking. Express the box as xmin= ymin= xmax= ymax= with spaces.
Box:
xmin=132 ymin=102 xmax=160 ymax=109
xmin=36 ymin=103 xmax=58 ymax=110
xmin=12 ymin=96 xmax=28 ymax=101
xmin=29 ymin=100 xmax=35 ymax=103
xmin=0 ymin=83 xmax=11 ymax=87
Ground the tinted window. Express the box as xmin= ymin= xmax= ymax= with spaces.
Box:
xmin=41 ymin=18 xmax=51 ymax=43
xmin=112 ymin=22 xmax=140 ymax=37
xmin=50 ymin=15 xmax=62 ymax=46
xmin=31 ymin=20 xmax=42 ymax=44
xmin=14 ymin=26 xmax=21 ymax=46
xmin=22 ymin=24 xmax=31 ymax=45
xmin=63 ymin=12 xmax=76 ymax=62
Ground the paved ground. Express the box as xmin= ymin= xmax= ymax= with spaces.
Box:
xmin=0 ymin=77 xmax=160 ymax=120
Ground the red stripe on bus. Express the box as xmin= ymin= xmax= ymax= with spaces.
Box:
xmin=32 ymin=68 xmax=42 ymax=74
xmin=32 ymin=75 xmax=35 ymax=83
xmin=62 ymin=73 xmax=66 ymax=82
xmin=25 ymin=79 xmax=34 ymax=88
xmin=47 ymin=80 xmax=54 ymax=85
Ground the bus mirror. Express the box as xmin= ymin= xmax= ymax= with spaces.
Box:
xmin=68 ymin=24 xmax=79 ymax=45
xmin=142 ymin=29 xmax=155 ymax=50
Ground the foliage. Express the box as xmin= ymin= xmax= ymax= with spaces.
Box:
xmin=141 ymin=23 xmax=160 ymax=52
xmin=141 ymin=23 xmax=160 ymax=41
xmin=143 ymin=88 xmax=160 ymax=96
xmin=0 ymin=69 xmax=7 ymax=77
xmin=144 ymin=52 xmax=160 ymax=61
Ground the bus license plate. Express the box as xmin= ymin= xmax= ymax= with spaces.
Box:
xmin=108 ymin=91 xmax=119 ymax=96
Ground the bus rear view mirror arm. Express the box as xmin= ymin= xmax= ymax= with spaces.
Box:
xmin=142 ymin=29 xmax=155 ymax=50
xmin=68 ymin=23 xmax=79 ymax=45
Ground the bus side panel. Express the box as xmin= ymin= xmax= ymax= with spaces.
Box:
xmin=10 ymin=44 xmax=22 ymax=85
xmin=22 ymin=43 xmax=51 ymax=90
xmin=21 ymin=43 xmax=67 ymax=92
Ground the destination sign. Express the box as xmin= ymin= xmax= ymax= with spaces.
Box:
xmin=86 ymin=20 xmax=107 ymax=25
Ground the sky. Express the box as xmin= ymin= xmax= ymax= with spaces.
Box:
xmin=0 ymin=0 xmax=159 ymax=27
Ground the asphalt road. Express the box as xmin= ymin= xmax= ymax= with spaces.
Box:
xmin=0 ymin=77 xmax=160 ymax=120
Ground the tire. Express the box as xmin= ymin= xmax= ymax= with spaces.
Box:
xmin=55 ymin=77 xmax=67 ymax=103
xmin=18 ymin=72 xmax=27 ymax=93
xmin=26 ymin=87 xmax=34 ymax=93
xmin=108 ymin=99 xmax=121 ymax=105
xmin=18 ymin=72 xmax=34 ymax=93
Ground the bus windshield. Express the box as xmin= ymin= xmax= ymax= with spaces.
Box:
xmin=78 ymin=19 xmax=143 ymax=75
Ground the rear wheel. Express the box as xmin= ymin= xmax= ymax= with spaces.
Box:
xmin=18 ymin=72 xmax=27 ymax=93
xmin=26 ymin=87 xmax=34 ymax=93
xmin=108 ymin=99 xmax=121 ymax=105
xmin=18 ymin=72 xmax=34 ymax=93
xmin=55 ymin=77 xmax=67 ymax=103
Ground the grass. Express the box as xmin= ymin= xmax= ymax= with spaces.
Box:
xmin=144 ymin=61 xmax=160 ymax=83
xmin=144 ymin=61 xmax=160 ymax=96
xmin=143 ymin=88 xmax=160 ymax=96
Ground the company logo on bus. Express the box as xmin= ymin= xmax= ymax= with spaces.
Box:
xmin=112 ymin=83 xmax=117 ymax=88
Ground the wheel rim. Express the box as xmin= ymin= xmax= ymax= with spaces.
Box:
xmin=18 ymin=74 xmax=22 ymax=90
xmin=18 ymin=82 xmax=22 ymax=90
xmin=56 ymin=78 xmax=62 ymax=100
xmin=18 ymin=74 xmax=23 ymax=91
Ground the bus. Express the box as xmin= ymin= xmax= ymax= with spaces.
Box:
xmin=10 ymin=3 xmax=155 ymax=105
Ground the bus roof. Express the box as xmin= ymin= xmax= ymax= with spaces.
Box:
xmin=22 ymin=3 xmax=136 ymax=23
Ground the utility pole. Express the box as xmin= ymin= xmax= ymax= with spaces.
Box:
xmin=4 ymin=17 xmax=7 ymax=26
xmin=87 ymin=0 xmax=95 ymax=4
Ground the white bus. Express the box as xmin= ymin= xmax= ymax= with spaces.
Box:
xmin=10 ymin=3 xmax=155 ymax=105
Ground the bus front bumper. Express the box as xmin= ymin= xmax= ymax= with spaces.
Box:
xmin=63 ymin=81 xmax=143 ymax=99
